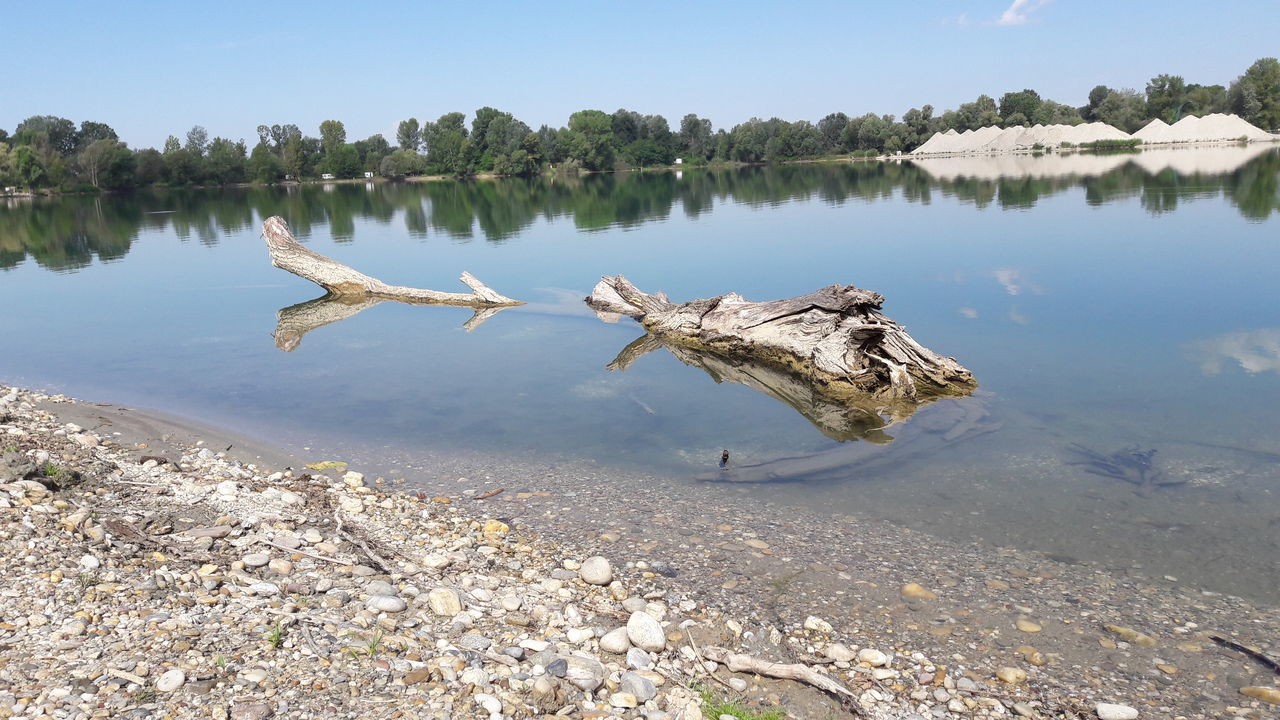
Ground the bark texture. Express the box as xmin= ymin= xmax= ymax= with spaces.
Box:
xmin=588 ymin=275 xmax=975 ymax=408
xmin=263 ymin=216 xmax=521 ymax=306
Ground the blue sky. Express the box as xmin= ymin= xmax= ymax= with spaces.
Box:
xmin=4 ymin=0 xmax=1277 ymax=149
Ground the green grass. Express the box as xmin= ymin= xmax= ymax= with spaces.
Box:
xmin=265 ymin=620 xmax=286 ymax=649
xmin=43 ymin=463 xmax=62 ymax=477
xmin=696 ymin=684 xmax=787 ymax=720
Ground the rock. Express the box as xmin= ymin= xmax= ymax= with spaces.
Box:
xmin=156 ymin=668 xmax=185 ymax=692
xmin=423 ymin=553 xmax=451 ymax=570
xmin=365 ymin=580 xmax=395 ymax=596
xmin=1095 ymin=702 xmax=1140 ymax=719
xmin=428 ymin=588 xmax=463 ymax=616
xmin=626 ymin=611 xmax=666 ymax=652
xmin=1104 ymin=625 xmax=1156 ymax=647
xmin=900 ymin=583 xmax=937 ymax=600
xmin=248 ymin=582 xmax=279 ymax=596
xmin=996 ymin=667 xmax=1027 ymax=684
xmin=824 ymin=643 xmax=856 ymax=662
xmin=460 ymin=633 xmax=492 ymax=651
xmin=803 ymin=615 xmax=833 ymax=633
xmin=230 ymin=702 xmax=273 ymax=720
xmin=1016 ymin=618 xmax=1042 ymax=633
xmin=1239 ymin=687 xmax=1280 ymax=705
xmin=626 ymin=647 xmax=653 ymax=669
xmin=579 ymin=555 xmax=613 ymax=585
xmin=857 ymin=648 xmax=888 ymax=667
xmin=561 ymin=655 xmax=607 ymax=692
xmin=620 ymin=671 xmax=657 ymax=702
xmin=475 ymin=693 xmax=502 ymax=714
xmin=610 ymin=692 xmax=639 ymax=708
xmin=241 ymin=668 xmax=269 ymax=684
xmin=267 ymin=558 xmax=293 ymax=575
xmin=79 ymin=554 xmax=100 ymax=570
xmin=342 ymin=471 xmax=365 ymax=487
xmin=600 ymin=627 xmax=631 ymax=654
xmin=242 ymin=553 xmax=270 ymax=568
xmin=366 ymin=595 xmax=407 ymax=613
xmin=1012 ymin=702 xmax=1038 ymax=718
xmin=728 ymin=677 xmax=748 ymax=692
xmin=744 ymin=538 xmax=769 ymax=549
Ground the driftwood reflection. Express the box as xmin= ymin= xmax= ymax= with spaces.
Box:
xmin=273 ymin=294 xmax=508 ymax=351
xmin=609 ymin=333 xmax=980 ymax=444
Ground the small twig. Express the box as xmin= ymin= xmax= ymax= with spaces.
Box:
xmin=684 ymin=628 xmax=739 ymax=694
xmin=1210 ymin=634 xmax=1280 ymax=675
xmin=473 ymin=488 xmax=505 ymax=500
xmin=261 ymin=539 xmax=345 ymax=565
xmin=333 ymin=509 xmax=392 ymax=572
xmin=300 ymin=623 xmax=327 ymax=659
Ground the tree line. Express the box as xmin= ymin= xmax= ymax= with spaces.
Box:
xmin=0 ymin=57 xmax=1275 ymax=192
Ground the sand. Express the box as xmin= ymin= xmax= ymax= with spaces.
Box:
xmin=910 ymin=113 xmax=1276 ymax=155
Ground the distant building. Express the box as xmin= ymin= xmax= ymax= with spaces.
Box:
xmin=363 ymin=171 xmax=374 ymax=179
xmin=321 ymin=173 xmax=335 ymax=180
xmin=673 ymin=158 xmax=683 ymax=165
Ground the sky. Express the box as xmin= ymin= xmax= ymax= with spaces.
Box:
xmin=3 ymin=0 xmax=1277 ymax=149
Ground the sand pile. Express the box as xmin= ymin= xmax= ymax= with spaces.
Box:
xmin=912 ymin=121 xmax=1131 ymax=155
xmin=911 ymin=113 xmax=1275 ymax=155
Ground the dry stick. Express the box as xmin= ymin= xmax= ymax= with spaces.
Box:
xmin=474 ymin=488 xmax=505 ymax=500
xmin=700 ymin=646 xmax=865 ymax=717
xmin=683 ymin=628 xmax=741 ymax=694
xmin=332 ymin=509 xmax=394 ymax=572
xmin=260 ymin=539 xmax=346 ymax=565
xmin=1210 ymin=634 xmax=1280 ymax=675
xmin=300 ymin=623 xmax=327 ymax=660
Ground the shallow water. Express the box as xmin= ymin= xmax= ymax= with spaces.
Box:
xmin=3 ymin=148 xmax=1279 ymax=600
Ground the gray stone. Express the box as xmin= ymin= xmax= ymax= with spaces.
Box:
xmin=460 ymin=633 xmax=492 ymax=651
xmin=824 ymin=643 xmax=856 ymax=662
xmin=579 ymin=556 xmax=613 ymax=585
xmin=365 ymin=580 xmax=396 ymax=596
xmin=366 ymin=595 xmax=407 ymax=613
xmin=626 ymin=647 xmax=653 ymax=669
xmin=248 ymin=582 xmax=279 ymax=596
xmin=626 ymin=611 xmax=666 ymax=652
xmin=728 ymin=677 xmax=748 ymax=692
xmin=475 ymin=693 xmax=502 ymax=714
xmin=242 ymin=553 xmax=270 ymax=568
xmin=619 ymin=671 xmax=657 ymax=702
xmin=561 ymin=655 xmax=607 ymax=692
xmin=230 ymin=702 xmax=273 ymax=720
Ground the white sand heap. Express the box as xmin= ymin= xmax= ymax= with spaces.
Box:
xmin=913 ymin=143 xmax=1273 ymax=182
xmin=1135 ymin=113 xmax=1274 ymax=144
xmin=911 ymin=113 xmax=1275 ymax=155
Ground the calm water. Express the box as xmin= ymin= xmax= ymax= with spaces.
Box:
xmin=3 ymin=147 xmax=1279 ymax=599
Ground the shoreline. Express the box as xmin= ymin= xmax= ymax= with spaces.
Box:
xmin=2 ymin=386 xmax=1279 ymax=719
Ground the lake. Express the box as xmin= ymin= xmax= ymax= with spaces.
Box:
xmin=3 ymin=146 xmax=1279 ymax=601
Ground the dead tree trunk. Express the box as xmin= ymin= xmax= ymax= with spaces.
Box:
xmin=587 ymin=275 xmax=975 ymax=406
xmin=262 ymin=216 xmax=521 ymax=306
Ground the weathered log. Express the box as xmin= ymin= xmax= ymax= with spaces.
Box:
xmin=262 ymin=216 xmax=521 ymax=306
xmin=700 ymin=646 xmax=858 ymax=702
xmin=272 ymin=294 xmax=506 ymax=351
xmin=587 ymin=275 xmax=975 ymax=407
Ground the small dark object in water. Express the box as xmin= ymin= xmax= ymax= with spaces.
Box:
xmin=1209 ymin=634 xmax=1280 ymax=675
xmin=719 ymin=449 xmax=730 ymax=469
xmin=1065 ymin=443 xmax=1186 ymax=495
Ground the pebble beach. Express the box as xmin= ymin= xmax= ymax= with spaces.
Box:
xmin=2 ymin=386 xmax=1279 ymax=720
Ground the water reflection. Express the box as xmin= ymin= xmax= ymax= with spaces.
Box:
xmin=3 ymin=147 xmax=1277 ymax=273
xmin=1188 ymin=327 xmax=1280 ymax=376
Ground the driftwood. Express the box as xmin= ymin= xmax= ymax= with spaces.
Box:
xmin=262 ymin=216 xmax=521 ymax=306
xmin=587 ymin=276 xmax=975 ymax=414
xmin=700 ymin=645 xmax=859 ymax=702
xmin=1065 ymin=444 xmax=1185 ymax=495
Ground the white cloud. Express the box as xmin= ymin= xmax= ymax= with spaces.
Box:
xmin=995 ymin=0 xmax=1050 ymax=26
xmin=1188 ymin=328 xmax=1280 ymax=376
xmin=959 ymin=307 xmax=979 ymax=319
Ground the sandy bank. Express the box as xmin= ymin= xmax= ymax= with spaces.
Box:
xmin=2 ymin=386 xmax=1279 ymax=719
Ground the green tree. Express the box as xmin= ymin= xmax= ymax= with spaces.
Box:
xmin=14 ymin=116 xmax=78 ymax=155
xmin=163 ymin=135 xmax=181 ymax=154
xmin=205 ymin=137 xmax=247 ymax=184
xmin=1093 ymin=89 xmax=1147 ymax=132
xmin=319 ymin=119 xmax=347 ymax=157
xmin=185 ymin=125 xmax=209 ymax=156
xmin=998 ymin=89 xmax=1042 ymax=125
xmin=1228 ymin=57 xmax=1280 ymax=131
xmin=282 ymin=134 xmax=304 ymax=179
xmin=1081 ymin=85 xmax=1112 ymax=121
xmin=250 ymin=141 xmax=284 ymax=183
xmin=566 ymin=110 xmax=615 ymax=170
xmin=396 ymin=118 xmax=421 ymax=151
xmin=817 ymin=112 xmax=850 ymax=152
xmin=678 ymin=114 xmax=714 ymax=160
xmin=1183 ymin=84 xmax=1227 ymax=116
xmin=379 ymin=149 xmax=426 ymax=177
xmin=77 ymin=139 xmax=134 ymax=188
xmin=134 ymin=148 xmax=164 ymax=185
xmin=13 ymin=145 xmax=45 ymax=188
xmin=76 ymin=121 xmax=118 ymax=151
xmin=1145 ymin=74 xmax=1188 ymax=123
xmin=955 ymin=95 xmax=1001 ymax=130
xmin=424 ymin=112 xmax=469 ymax=174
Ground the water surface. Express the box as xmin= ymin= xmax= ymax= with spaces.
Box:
xmin=3 ymin=147 xmax=1278 ymax=600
